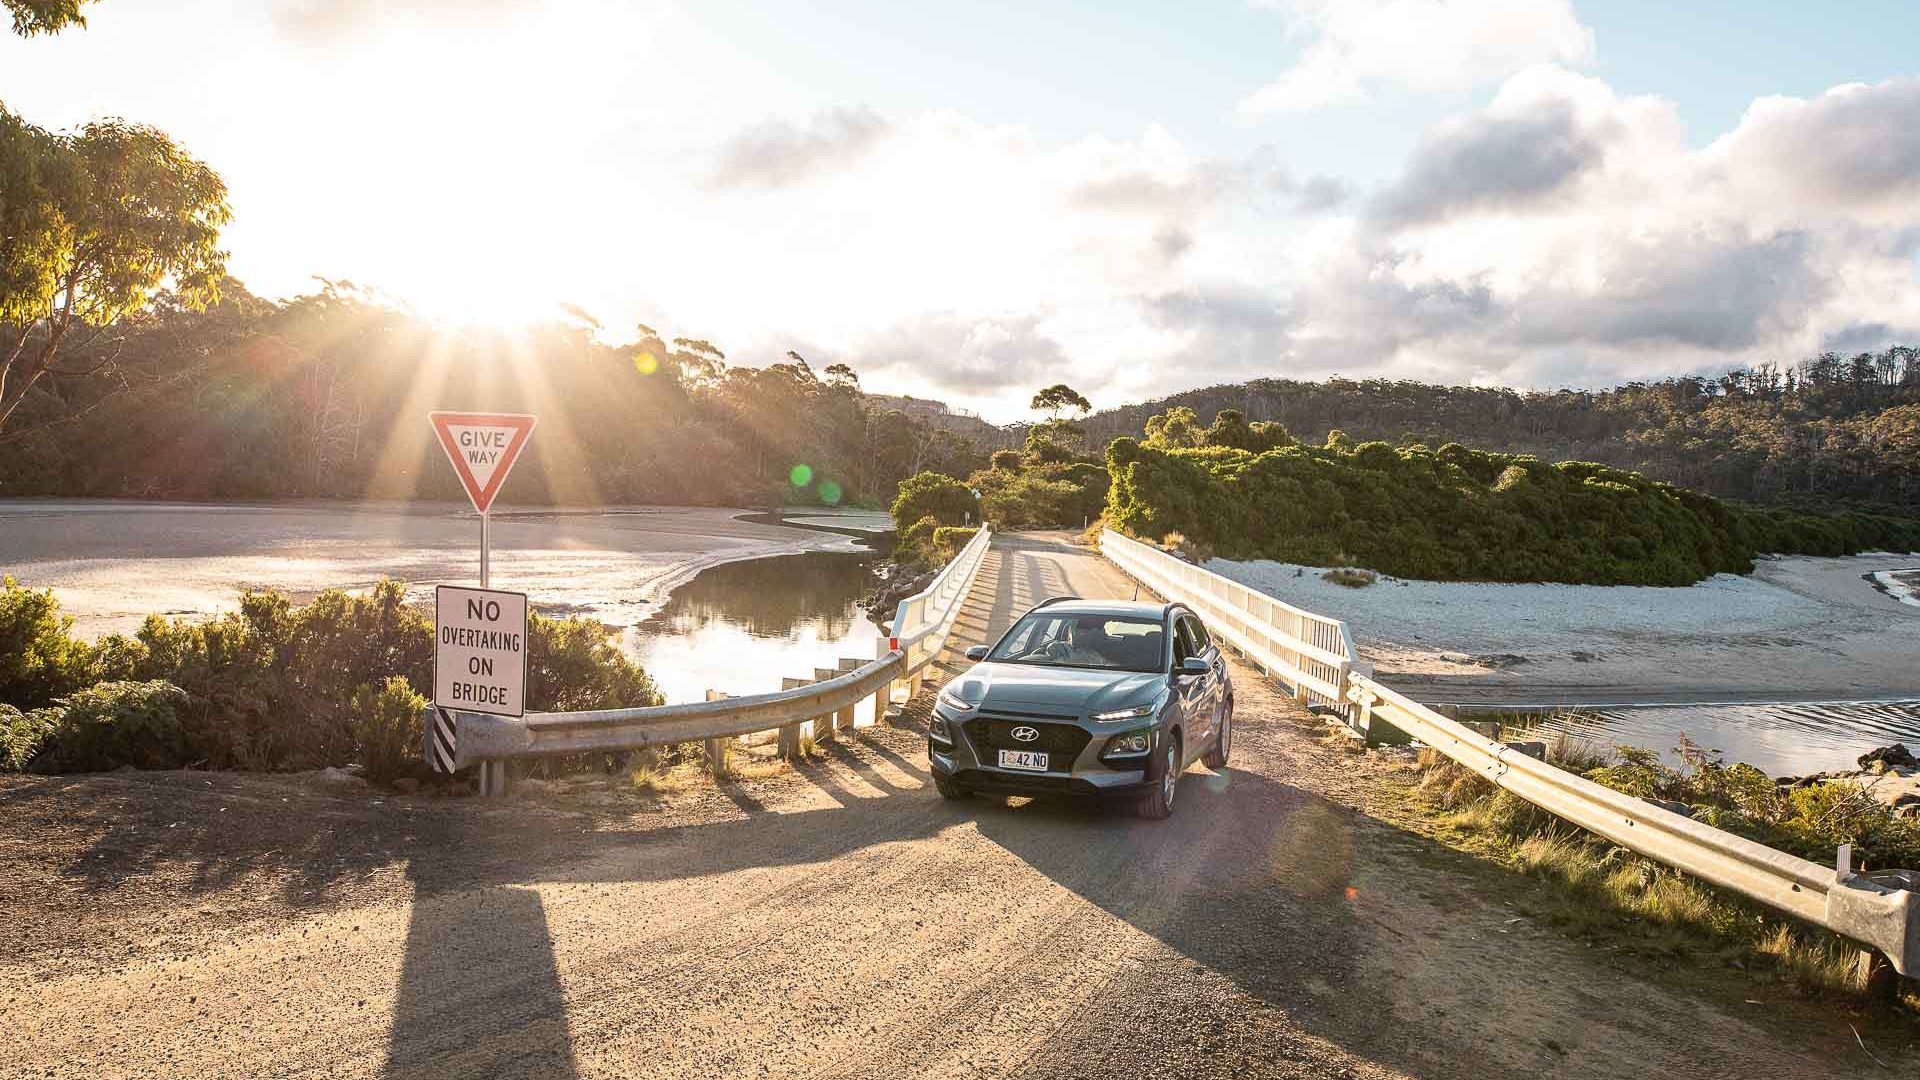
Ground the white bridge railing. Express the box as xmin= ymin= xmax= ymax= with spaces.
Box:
xmin=437 ymin=526 xmax=993 ymax=789
xmin=1099 ymin=528 xmax=1363 ymax=711
xmin=1097 ymin=527 xmax=1920 ymax=979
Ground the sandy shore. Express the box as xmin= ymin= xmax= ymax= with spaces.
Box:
xmin=0 ymin=500 xmax=871 ymax=638
xmin=1207 ymin=552 xmax=1920 ymax=705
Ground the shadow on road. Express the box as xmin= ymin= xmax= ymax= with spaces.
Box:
xmin=385 ymin=884 xmax=579 ymax=1079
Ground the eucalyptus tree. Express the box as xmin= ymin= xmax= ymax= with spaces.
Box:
xmin=0 ymin=108 xmax=231 ymax=432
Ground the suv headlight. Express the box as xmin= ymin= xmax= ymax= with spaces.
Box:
xmin=1093 ymin=700 xmax=1160 ymax=723
xmin=928 ymin=714 xmax=954 ymax=745
xmin=1102 ymin=730 xmax=1153 ymax=757
xmin=936 ymin=685 xmax=979 ymax=714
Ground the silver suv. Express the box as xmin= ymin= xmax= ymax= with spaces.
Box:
xmin=926 ymin=597 xmax=1233 ymax=818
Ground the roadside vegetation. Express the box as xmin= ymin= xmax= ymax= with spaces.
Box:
xmin=1079 ymin=350 xmax=1920 ymax=516
xmin=0 ymin=576 xmax=660 ymax=780
xmin=1393 ymin=727 xmax=1920 ymax=1003
xmin=1104 ymin=416 xmax=1920 ymax=585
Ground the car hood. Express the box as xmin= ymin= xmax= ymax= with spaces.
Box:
xmin=951 ymin=662 xmax=1167 ymax=717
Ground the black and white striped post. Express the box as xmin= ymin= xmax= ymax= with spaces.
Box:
xmin=426 ymin=707 xmax=458 ymax=774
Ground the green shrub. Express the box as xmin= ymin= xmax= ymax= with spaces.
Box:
xmin=931 ymin=526 xmax=978 ymax=561
xmin=1103 ymin=434 xmax=1917 ymax=585
xmin=1 ymin=703 xmax=55 ymax=771
xmin=526 ymin=611 xmax=662 ymax=713
xmin=27 ymin=680 xmax=191 ymax=773
xmin=131 ymin=580 xmax=433 ymax=769
xmin=352 ymin=675 xmax=428 ymax=783
xmin=0 ymin=577 xmax=94 ymax=709
xmin=889 ymin=471 xmax=978 ymax=534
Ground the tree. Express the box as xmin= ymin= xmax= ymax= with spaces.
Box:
xmin=823 ymin=362 xmax=859 ymax=389
xmin=1031 ymin=383 xmax=1091 ymax=420
xmin=7 ymin=0 xmax=91 ymax=36
xmin=1 ymin=110 xmax=231 ymax=431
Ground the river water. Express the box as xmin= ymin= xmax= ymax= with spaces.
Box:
xmin=1514 ymin=700 xmax=1920 ymax=777
xmin=623 ymin=550 xmax=887 ymax=708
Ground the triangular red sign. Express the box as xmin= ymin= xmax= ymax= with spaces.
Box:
xmin=429 ymin=411 xmax=537 ymax=514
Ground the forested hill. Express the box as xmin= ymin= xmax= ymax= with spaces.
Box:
xmin=1081 ymin=351 xmax=1920 ymax=513
xmin=0 ymin=282 xmax=984 ymax=507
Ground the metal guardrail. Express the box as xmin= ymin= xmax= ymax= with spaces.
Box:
xmin=1099 ymin=529 xmax=1363 ymax=711
xmin=1097 ymin=527 xmax=1919 ymax=978
xmin=1348 ymin=674 xmax=1920 ymax=976
xmin=435 ymin=526 xmax=994 ymax=789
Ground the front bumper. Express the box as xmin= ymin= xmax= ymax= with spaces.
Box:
xmin=928 ymin=708 xmax=1154 ymax=797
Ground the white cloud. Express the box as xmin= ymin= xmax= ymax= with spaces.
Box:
xmin=1240 ymin=0 xmax=1594 ymax=115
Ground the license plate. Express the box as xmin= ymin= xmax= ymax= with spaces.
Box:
xmin=998 ymin=749 xmax=1049 ymax=772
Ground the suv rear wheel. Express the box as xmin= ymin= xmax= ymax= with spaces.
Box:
xmin=1136 ymin=733 xmax=1180 ymax=819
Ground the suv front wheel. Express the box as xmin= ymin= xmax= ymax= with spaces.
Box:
xmin=1136 ymin=732 xmax=1180 ymax=819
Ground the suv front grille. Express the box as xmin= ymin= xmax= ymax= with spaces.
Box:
xmin=962 ymin=718 xmax=1091 ymax=771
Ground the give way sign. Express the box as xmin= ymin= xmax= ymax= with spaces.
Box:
xmin=429 ymin=411 xmax=537 ymax=514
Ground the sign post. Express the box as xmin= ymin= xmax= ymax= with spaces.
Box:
xmin=426 ymin=411 xmax=536 ymax=791
xmin=428 ymin=411 xmax=537 ymax=587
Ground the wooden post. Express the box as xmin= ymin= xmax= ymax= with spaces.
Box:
xmin=838 ymin=658 xmax=863 ymax=728
xmin=813 ymin=668 xmax=838 ymax=742
xmin=779 ymin=677 xmax=806 ymax=759
xmin=703 ymin=690 xmax=730 ymax=777
xmin=1856 ymin=948 xmax=1901 ymax=1009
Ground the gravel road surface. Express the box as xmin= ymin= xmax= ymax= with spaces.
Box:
xmin=2 ymin=535 xmax=1895 ymax=1078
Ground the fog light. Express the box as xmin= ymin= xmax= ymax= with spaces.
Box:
xmin=928 ymin=715 xmax=954 ymax=745
xmin=1103 ymin=730 xmax=1152 ymax=757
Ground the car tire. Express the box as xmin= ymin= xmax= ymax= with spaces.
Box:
xmin=1203 ymin=698 xmax=1232 ymax=770
xmin=1136 ymin=733 xmax=1180 ymax=820
xmin=933 ymin=773 xmax=970 ymax=801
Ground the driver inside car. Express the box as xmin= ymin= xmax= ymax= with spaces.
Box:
xmin=1045 ymin=616 xmax=1116 ymax=667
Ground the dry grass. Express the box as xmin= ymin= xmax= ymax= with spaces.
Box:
xmin=1407 ymin=749 xmax=1870 ymax=997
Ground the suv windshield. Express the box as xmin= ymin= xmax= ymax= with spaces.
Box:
xmin=986 ymin=612 xmax=1167 ymax=672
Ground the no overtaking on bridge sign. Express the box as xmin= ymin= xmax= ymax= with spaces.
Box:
xmin=434 ymin=585 xmax=529 ymax=718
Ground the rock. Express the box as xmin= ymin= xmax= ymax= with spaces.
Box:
xmin=314 ymin=766 xmax=368 ymax=791
xmin=1502 ymin=739 xmax=1547 ymax=761
xmin=1891 ymin=793 xmax=1920 ymax=810
xmin=1866 ymin=760 xmax=1891 ymax=776
xmin=1644 ymin=798 xmax=1694 ymax=818
xmin=391 ymin=778 xmax=420 ymax=794
xmin=1857 ymin=743 xmax=1919 ymax=771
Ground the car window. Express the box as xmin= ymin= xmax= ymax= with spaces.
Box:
xmin=987 ymin=612 xmax=1167 ymax=672
xmin=1184 ymin=616 xmax=1211 ymax=654
xmin=1172 ymin=619 xmax=1193 ymax=665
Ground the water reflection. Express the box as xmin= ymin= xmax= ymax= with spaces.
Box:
xmin=1520 ymin=700 xmax=1920 ymax=776
xmin=624 ymin=551 xmax=885 ymax=706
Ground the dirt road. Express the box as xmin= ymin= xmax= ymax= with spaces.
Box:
xmin=2 ymin=535 xmax=1895 ymax=1078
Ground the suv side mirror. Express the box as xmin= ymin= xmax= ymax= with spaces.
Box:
xmin=965 ymin=645 xmax=991 ymax=661
xmin=1177 ymin=656 xmax=1210 ymax=677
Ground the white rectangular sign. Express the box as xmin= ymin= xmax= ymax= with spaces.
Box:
xmin=434 ymin=585 xmax=529 ymax=718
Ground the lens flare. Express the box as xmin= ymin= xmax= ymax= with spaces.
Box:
xmin=634 ymin=351 xmax=658 ymax=375
xmin=818 ymin=480 xmax=843 ymax=505
xmin=789 ymin=464 xmax=813 ymax=487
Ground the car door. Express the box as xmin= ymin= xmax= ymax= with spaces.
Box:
xmin=1183 ymin=615 xmax=1224 ymax=752
xmin=1172 ymin=614 xmax=1216 ymax=762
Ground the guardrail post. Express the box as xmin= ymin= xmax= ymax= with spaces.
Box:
xmin=778 ymin=677 xmax=806 ymax=759
xmin=813 ymin=668 xmax=839 ymax=742
xmin=836 ymin=658 xmax=861 ymax=730
xmin=478 ymin=759 xmax=509 ymax=797
xmin=703 ymin=690 xmax=731 ymax=777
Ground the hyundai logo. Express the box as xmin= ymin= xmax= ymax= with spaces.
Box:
xmin=1010 ymin=726 xmax=1039 ymax=743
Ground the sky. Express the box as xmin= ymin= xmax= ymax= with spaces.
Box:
xmin=4 ymin=0 xmax=1919 ymax=421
